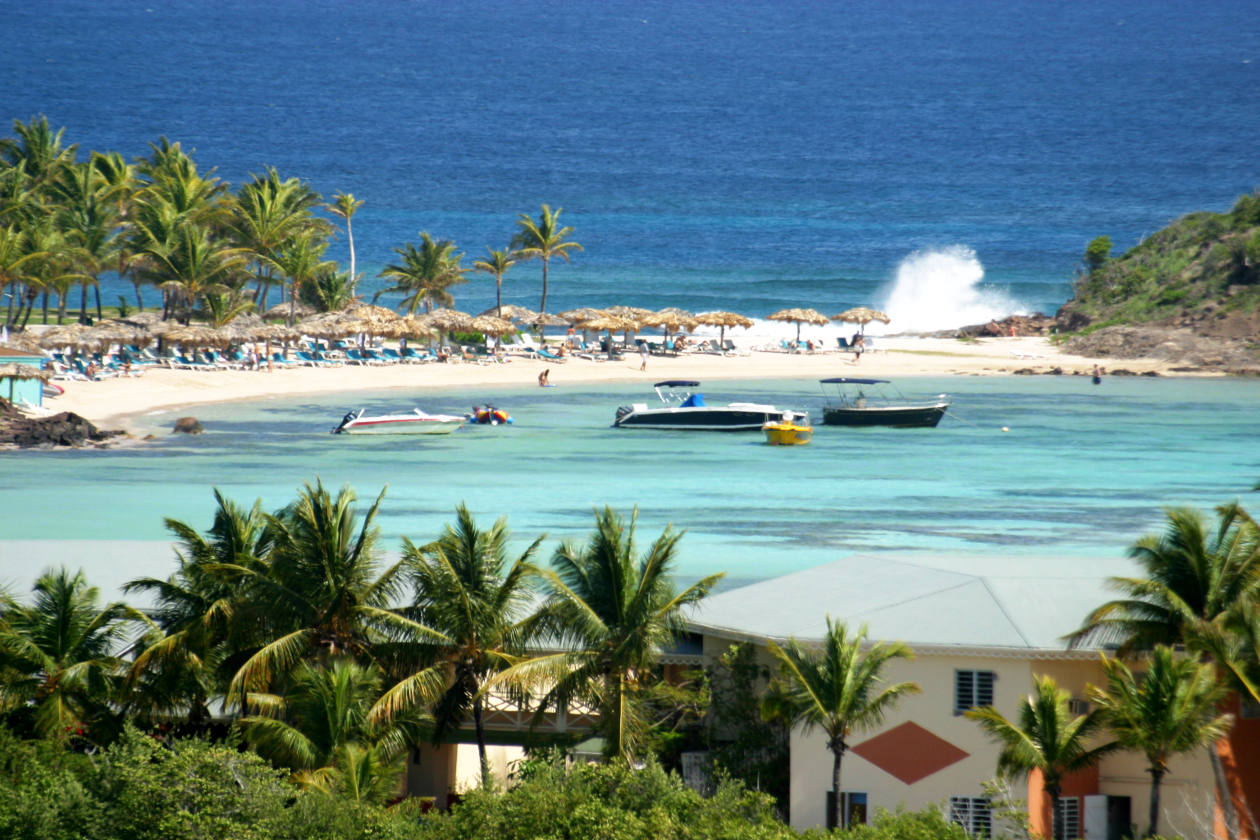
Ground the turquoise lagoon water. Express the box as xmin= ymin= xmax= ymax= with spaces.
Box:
xmin=3 ymin=375 xmax=1259 ymax=597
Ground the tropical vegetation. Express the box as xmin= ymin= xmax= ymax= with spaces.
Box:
xmin=0 ymin=116 xmax=580 ymax=330
xmin=1061 ymin=191 xmax=1260 ymax=330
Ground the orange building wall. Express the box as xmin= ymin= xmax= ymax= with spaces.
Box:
xmin=1216 ymin=695 xmax=1260 ymax=840
xmin=1028 ymin=766 xmax=1100 ymax=837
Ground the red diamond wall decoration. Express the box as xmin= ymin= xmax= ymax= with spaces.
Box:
xmin=850 ymin=721 xmax=969 ymax=785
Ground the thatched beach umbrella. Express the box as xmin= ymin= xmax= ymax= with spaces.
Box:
xmin=768 ymin=307 xmax=829 ymax=342
xmin=832 ymin=306 xmax=891 ymax=336
xmin=641 ymin=307 xmax=697 ymax=346
xmin=424 ymin=308 xmax=473 ymax=333
xmin=557 ymin=307 xmax=606 ymax=325
xmin=119 ymin=311 xmax=164 ymax=327
xmin=38 ymin=323 xmax=99 ymax=352
xmin=347 ymin=304 xmax=401 ymax=331
xmin=162 ymin=324 xmax=230 ymax=348
xmin=694 ymin=310 xmax=754 ymax=345
xmin=577 ymin=314 xmax=639 ymax=353
xmin=264 ymin=301 xmax=314 ymax=321
xmin=469 ymin=315 xmax=516 ymax=338
xmin=479 ymin=304 xmax=539 ymax=322
xmin=389 ymin=315 xmax=440 ymax=341
xmin=604 ymin=305 xmax=653 ymax=321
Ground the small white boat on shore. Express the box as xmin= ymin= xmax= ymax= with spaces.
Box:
xmin=332 ymin=408 xmax=465 ymax=435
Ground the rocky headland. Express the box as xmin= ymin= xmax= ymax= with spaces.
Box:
xmin=955 ymin=192 xmax=1260 ymax=374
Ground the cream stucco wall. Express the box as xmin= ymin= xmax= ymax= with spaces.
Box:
xmin=789 ymin=652 xmax=1037 ymax=830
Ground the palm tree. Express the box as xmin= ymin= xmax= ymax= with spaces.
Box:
xmin=1090 ymin=646 xmax=1232 ymax=837
xmin=501 ymin=506 xmax=721 ymax=761
xmin=0 ymin=225 xmax=42 ymax=329
xmin=378 ymin=233 xmax=466 ymax=314
xmin=473 ymin=247 xmax=517 ymax=318
xmin=1069 ymin=504 xmax=1260 ymax=651
xmin=92 ymin=150 xmax=143 ymax=310
xmin=510 ymin=204 xmax=582 ymax=317
xmin=51 ymin=160 xmax=120 ymax=322
xmin=303 ymin=267 xmax=359 ymax=313
xmin=327 ymin=192 xmax=363 ymax=283
xmin=391 ymin=503 xmax=544 ymax=787
xmin=148 ymin=224 xmax=250 ymax=323
xmin=237 ymin=658 xmax=424 ymax=804
xmin=763 ymin=619 xmax=919 ymax=830
xmin=1067 ymin=503 xmax=1260 ymax=840
xmin=0 ymin=568 xmax=149 ymax=743
xmin=0 ymin=116 xmax=78 ymax=194
xmin=266 ymin=232 xmax=333 ymax=325
xmin=223 ymin=481 xmax=432 ymax=709
xmin=124 ymin=489 xmax=271 ymax=728
xmin=232 ymin=167 xmax=327 ymax=311
xmin=967 ymin=675 xmax=1116 ymax=840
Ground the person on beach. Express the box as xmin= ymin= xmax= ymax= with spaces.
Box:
xmin=639 ymin=341 xmax=649 ymax=371
xmin=1093 ymin=364 xmax=1102 ymax=385
xmin=538 ymin=368 xmax=550 ymax=386
xmin=851 ymin=332 xmax=864 ymax=362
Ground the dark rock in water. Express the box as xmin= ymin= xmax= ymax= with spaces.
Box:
xmin=1013 ymin=368 xmax=1035 ymax=375
xmin=173 ymin=416 xmax=204 ymax=434
xmin=0 ymin=401 xmax=124 ymax=449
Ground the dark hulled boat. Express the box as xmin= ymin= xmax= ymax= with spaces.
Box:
xmin=819 ymin=378 xmax=948 ymax=428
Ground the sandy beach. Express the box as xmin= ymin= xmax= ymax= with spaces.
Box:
xmin=41 ymin=335 xmax=1177 ymax=433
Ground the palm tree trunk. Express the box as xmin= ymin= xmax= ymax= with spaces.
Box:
xmin=93 ymin=283 xmax=103 ymax=320
xmin=346 ymin=218 xmax=356 ymax=282
xmin=831 ymin=747 xmax=843 ymax=830
xmin=496 ymin=277 xmax=502 ymax=318
xmin=539 ymin=256 xmax=549 ymax=315
xmin=80 ymin=282 xmax=88 ymax=323
xmin=1147 ymin=768 xmax=1165 ymax=837
xmin=1049 ymin=787 xmax=1062 ymax=840
xmin=473 ymin=695 xmax=489 ymax=788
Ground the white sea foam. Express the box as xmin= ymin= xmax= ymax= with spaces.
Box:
xmin=876 ymin=246 xmax=1027 ymax=334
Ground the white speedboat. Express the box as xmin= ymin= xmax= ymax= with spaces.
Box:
xmin=332 ymin=408 xmax=465 ymax=435
xmin=614 ymin=380 xmax=807 ymax=431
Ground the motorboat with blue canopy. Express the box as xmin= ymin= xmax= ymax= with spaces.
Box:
xmin=819 ymin=378 xmax=949 ymax=428
xmin=615 ymin=380 xmax=807 ymax=431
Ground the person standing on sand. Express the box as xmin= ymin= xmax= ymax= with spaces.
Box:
xmin=639 ymin=341 xmax=649 ymax=371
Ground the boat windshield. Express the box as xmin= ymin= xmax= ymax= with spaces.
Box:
xmin=653 ymin=380 xmax=701 ymax=406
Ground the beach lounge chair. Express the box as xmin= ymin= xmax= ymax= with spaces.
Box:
xmin=270 ymin=352 xmax=300 ymax=367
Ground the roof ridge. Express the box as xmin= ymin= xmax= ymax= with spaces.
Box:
xmin=977 ymin=576 xmax=1033 ymax=647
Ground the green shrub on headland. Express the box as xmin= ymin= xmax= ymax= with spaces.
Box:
xmin=1061 ymin=191 xmax=1260 ymax=330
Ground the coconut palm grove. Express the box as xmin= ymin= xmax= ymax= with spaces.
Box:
xmin=3 ymin=471 xmax=1260 ymax=838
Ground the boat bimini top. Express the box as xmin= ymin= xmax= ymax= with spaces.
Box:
xmin=819 ymin=377 xmax=890 ymax=385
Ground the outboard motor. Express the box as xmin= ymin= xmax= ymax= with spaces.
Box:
xmin=332 ymin=410 xmax=357 ymax=434
xmin=615 ymin=405 xmax=633 ymax=425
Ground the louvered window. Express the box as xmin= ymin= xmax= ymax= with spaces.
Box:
xmin=949 ymin=796 xmax=992 ymax=837
xmin=1055 ymin=797 xmax=1080 ymax=840
xmin=954 ymin=670 xmax=996 ymax=714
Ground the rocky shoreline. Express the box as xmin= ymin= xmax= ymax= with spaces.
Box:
xmin=0 ymin=401 xmax=127 ymax=449
xmin=951 ymin=314 xmax=1260 ymax=376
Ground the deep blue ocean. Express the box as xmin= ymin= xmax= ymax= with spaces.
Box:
xmin=3 ymin=0 xmax=1257 ymax=329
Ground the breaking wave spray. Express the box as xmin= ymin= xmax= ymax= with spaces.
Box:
xmin=877 ymin=245 xmax=1027 ymax=334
